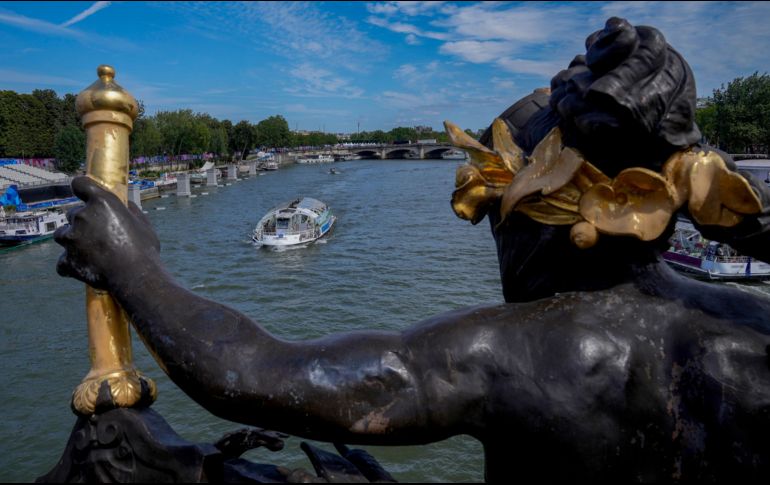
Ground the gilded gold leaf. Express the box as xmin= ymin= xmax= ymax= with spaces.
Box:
xmin=452 ymin=164 xmax=505 ymax=224
xmin=500 ymin=128 xmax=585 ymax=219
xmin=572 ymin=161 xmax=610 ymax=192
xmin=661 ymin=150 xmax=698 ymax=207
xmin=517 ymin=196 xmax=583 ymax=225
xmin=689 ymin=151 xmax=761 ymax=226
xmin=445 ymin=120 xmax=512 ymax=185
xmin=579 ymin=168 xmax=675 ymax=241
xmin=491 ymin=118 xmax=524 ymax=173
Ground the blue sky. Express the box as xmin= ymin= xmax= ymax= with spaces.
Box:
xmin=1 ymin=1 xmax=768 ymax=134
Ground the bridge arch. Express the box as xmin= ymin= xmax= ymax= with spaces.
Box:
xmin=383 ymin=148 xmax=418 ymax=159
xmin=354 ymin=149 xmax=380 ymax=159
xmin=423 ymin=147 xmax=452 ymax=159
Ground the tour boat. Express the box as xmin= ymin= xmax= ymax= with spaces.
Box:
xmin=296 ymin=154 xmax=334 ymax=164
xmin=251 ymin=197 xmax=336 ymax=247
xmin=663 ymin=219 xmax=770 ymax=281
xmin=442 ymin=150 xmax=469 ymax=160
xmin=0 ymin=208 xmax=68 ymax=246
xmin=261 ymin=160 xmax=279 ymax=171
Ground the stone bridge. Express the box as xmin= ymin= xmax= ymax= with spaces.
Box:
xmin=291 ymin=143 xmax=459 ymax=160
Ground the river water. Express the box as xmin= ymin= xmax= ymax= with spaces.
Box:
xmin=0 ymin=159 xmax=507 ymax=482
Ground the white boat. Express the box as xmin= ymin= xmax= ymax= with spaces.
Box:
xmin=190 ymin=162 xmax=220 ymax=184
xmin=663 ymin=219 xmax=770 ymax=281
xmin=0 ymin=208 xmax=68 ymax=246
xmin=261 ymin=160 xmax=279 ymax=171
xmin=154 ymin=172 xmax=178 ymax=188
xmin=442 ymin=150 xmax=468 ymax=160
xmin=252 ymin=197 xmax=336 ymax=247
xmin=297 ymin=154 xmax=334 ymax=164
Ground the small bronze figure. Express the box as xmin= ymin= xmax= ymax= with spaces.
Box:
xmin=54 ymin=18 xmax=770 ymax=482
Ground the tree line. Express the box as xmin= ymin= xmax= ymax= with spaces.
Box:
xmin=0 ymin=88 xmax=460 ymax=174
xmin=9 ymin=72 xmax=765 ymax=175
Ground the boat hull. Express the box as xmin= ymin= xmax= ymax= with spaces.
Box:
xmin=663 ymin=251 xmax=770 ymax=281
xmin=0 ymin=233 xmax=55 ymax=246
xmin=253 ymin=216 xmax=335 ymax=247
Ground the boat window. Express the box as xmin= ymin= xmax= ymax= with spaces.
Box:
xmin=46 ymin=222 xmax=56 ymax=231
xmin=277 ymin=218 xmax=290 ymax=229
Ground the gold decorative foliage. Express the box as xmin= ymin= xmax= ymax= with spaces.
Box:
xmin=500 ymin=128 xmax=585 ymax=220
xmin=72 ymin=370 xmax=157 ymax=415
xmin=688 ymin=151 xmax=761 ymax=226
xmin=445 ymin=120 xmax=513 ymax=224
xmin=579 ymin=168 xmax=676 ymax=241
xmin=445 ymin=117 xmax=764 ymax=250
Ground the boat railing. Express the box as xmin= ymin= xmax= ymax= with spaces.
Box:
xmin=258 ymin=227 xmax=316 ymax=239
xmin=711 ymin=255 xmax=753 ymax=264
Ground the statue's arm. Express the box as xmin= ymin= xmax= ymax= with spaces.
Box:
xmin=55 ymin=177 xmax=487 ymax=445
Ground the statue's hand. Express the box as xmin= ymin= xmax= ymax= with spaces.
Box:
xmin=55 ymin=176 xmax=161 ymax=291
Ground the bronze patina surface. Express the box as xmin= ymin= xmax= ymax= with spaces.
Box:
xmin=50 ymin=18 xmax=770 ymax=483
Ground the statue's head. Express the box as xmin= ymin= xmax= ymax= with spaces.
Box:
xmin=550 ymin=17 xmax=701 ymax=174
xmin=445 ymin=17 xmax=762 ymax=301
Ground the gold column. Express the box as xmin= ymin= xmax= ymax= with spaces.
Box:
xmin=71 ymin=65 xmax=156 ymax=414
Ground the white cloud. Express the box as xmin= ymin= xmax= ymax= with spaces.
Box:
xmin=435 ymin=3 xmax=581 ymax=43
xmin=167 ymin=2 xmax=387 ymax=72
xmin=394 ymin=64 xmax=418 ymax=79
xmin=365 ymin=2 xmax=399 ymax=15
xmin=61 ymin=1 xmax=111 ymax=28
xmin=285 ymin=63 xmax=365 ymax=98
xmin=405 ymin=33 xmax=421 ymax=45
xmin=366 ymin=1 xmax=446 ymax=17
xmin=440 ymin=40 xmax=518 ymax=64
xmin=367 ymin=16 xmax=450 ymax=41
xmin=0 ymin=10 xmax=84 ymax=39
xmin=0 ymin=7 xmax=134 ymax=49
xmin=367 ymin=2 xmax=585 ymax=80
xmin=391 ymin=60 xmax=449 ymax=90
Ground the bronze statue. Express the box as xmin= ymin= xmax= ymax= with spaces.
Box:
xmin=53 ymin=18 xmax=770 ymax=482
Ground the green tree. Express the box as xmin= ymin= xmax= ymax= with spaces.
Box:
xmin=390 ymin=126 xmax=418 ymax=143
xmin=231 ymin=120 xmax=255 ymax=159
xmin=61 ymin=93 xmax=80 ymax=128
xmin=695 ymin=100 xmax=718 ymax=147
xmin=189 ymin=118 xmax=211 ymax=155
xmin=130 ymin=117 xmax=163 ymax=159
xmin=255 ymin=115 xmax=291 ymax=148
xmin=155 ymin=109 xmax=200 ymax=156
xmin=222 ymin=119 xmax=234 ymax=157
xmin=0 ymin=91 xmax=52 ymax=157
xmin=700 ymin=72 xmax=770 ymax=153
xmin=54 ymin=125 xmax=86 ymax=173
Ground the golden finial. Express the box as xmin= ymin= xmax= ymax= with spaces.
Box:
xmin=76 ymin=64 xmax=139 ymax=122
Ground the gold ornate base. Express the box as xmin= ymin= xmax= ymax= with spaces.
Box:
xmin=72 ymin=369 xmax=157 ymax=415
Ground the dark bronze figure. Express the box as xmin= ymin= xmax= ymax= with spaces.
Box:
xmin=52 ymin=18 xmax=770 ymax=482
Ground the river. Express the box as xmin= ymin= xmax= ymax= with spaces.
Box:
xmin=5 ymin=158 xmax=769 ymax=482
xmin=1 ymin=159 xmax=505 ymax=482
